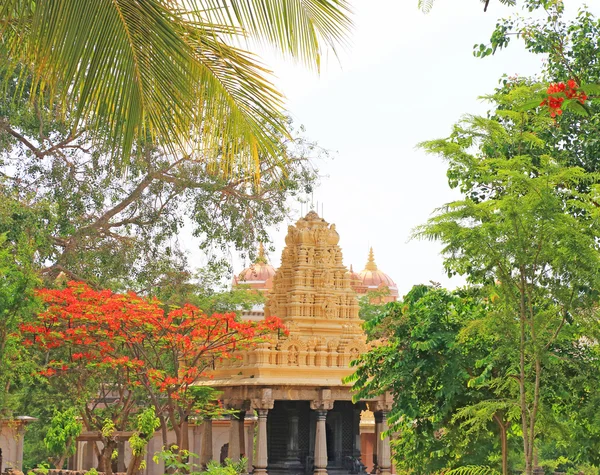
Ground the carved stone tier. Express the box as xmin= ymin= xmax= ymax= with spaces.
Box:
xmin=205 ymin=211 xmax=368 ymax=388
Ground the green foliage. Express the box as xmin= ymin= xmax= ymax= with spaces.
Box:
xmin=0 ymin=230 xmax=40 ymax=415
xmin=129 ymin=407 xmax=160 ymax=456
xmin=204 ymin=458 xmax=249 ymax=475
xmin=102 ymin=418 xmax=117 ymax=438
xmin=43 ymin=408 xmax=82 ymax=469
xmin=348 ymin=285 xmax=504 ymax=473
xmin=417 ymin=85 xmax=600 ymax=473
xmin=445 ymin=466 xmax=501 ymax=475
xmin=0 ymin=63 xmax=324 ymax=293
xmin=0 ymin=0 xmax=351 ymax=171
xmin=351 ymin=84 xmax=600 ymax=474
xmin=27 ymin=462 xmax=49 ymax=475
xmin=152 ymin=447 xmax=248 ymax=475
xmin=358 ymin=288 xmax=391 ymax=322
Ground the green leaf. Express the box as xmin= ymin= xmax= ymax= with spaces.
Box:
xmin=562 ymin=99 xmax=590 ymax=117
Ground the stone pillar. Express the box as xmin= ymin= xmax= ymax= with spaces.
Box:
xmin=228 ymin=412 xmax=243 ymax=462
xmin=288 ymin=411 xmax=299 ymax=458
xmin=246 ymin=418 xmax=256 ymax=469
xmin=254 ymin=409 xmax=269 ymax=475
xmin=117 ymin=440 xmax=126 ymax=472
xmin=251 ymin=388 xmax=274 ymax=475
xmin=311 ymin=391 xmax=334 ymax=475
xmin=352 ymin=403 xmax=364 ymax=460
xmin=192 ymin=423 xmax=202 ymax=466
xmin=67 ymin=453 xmax=76 ymax=470
xmin=313 ymin=410 xmax=328 ymax=475
xmin=82 ymin=441 xmax=95 ymax=469
xmin=146 ymin=434 xmax=164 ymax=475
xmin=367 ymin=394 xmax=392 ymax=475
xmin=239 ymin=411 xmax=247 ymax=459
xmin=200 ymin=417 xmax=213 ymax=469
xmin=377 ymin=412 xmax=391 ymax=475
xmin=373 ymin=412 xmax=382 ymax=475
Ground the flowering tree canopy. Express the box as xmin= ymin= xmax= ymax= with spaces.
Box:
xmin=21 ymin=281 xmax=285 ymax=459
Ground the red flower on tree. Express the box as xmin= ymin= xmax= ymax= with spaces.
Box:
xmin=540 ymin=79 xmax=588 ymax=117
xmin=21 ymin=281 xmax=286 ymax=455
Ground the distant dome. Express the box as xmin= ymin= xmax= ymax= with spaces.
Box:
xmin=358 ymin=247 xmax=399 ymax=301
xmin=233 ymin=244 xmax=276 ymax=292
xmin=346 ymin=264 xmax=367 ymax=294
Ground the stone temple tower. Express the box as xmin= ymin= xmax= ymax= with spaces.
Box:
xmin=202 ymin=211 xmax=393 ymax=475
xmin=264 ymin=210 xmax=364 ymax=347
xmin=209 ymin=210 xmax=368 ymax=384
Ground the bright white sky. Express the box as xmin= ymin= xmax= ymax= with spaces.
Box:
xmin=189 ymin=0 xmax=600 ymax=297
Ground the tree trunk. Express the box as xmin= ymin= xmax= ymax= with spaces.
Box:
xmin=518 ymin=279 xmax=532 ymax=475
xmin=494 ymin=414 xmax=508 ymax=475
xmin=126 ymin=454 xmax=144 ymax=475
xmin=101 ymin=439 xmax=117 ymax=475
xmin=181 ymin=419 xmax=189 ymax=452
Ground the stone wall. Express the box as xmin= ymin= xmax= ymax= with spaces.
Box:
xmin=0 ymin=418 xmax=34 ymax=471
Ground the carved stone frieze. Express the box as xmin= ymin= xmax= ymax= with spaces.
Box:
xmin=205 ymin=212 xmax=369 ymax=386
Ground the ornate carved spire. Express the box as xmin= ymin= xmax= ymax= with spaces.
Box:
xmin=256 ymin=242 xmax=267 ymax=264
xmin=264 ymin=211 xmax=363 ymax=338
xmin=208 ymin=211 xmax=368 ymax=385
xmin=364 ymin=247 xmax=378 ymax=271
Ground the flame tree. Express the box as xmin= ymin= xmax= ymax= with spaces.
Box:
xmin=21 ymin=281 xmax=285 ymax=471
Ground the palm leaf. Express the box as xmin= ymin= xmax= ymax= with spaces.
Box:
xmin=198 ymin=0 xmax=353 ymax=70
xmin=444 ymin=466 xmax=501 ymax=475
xmin=0 ymin=0 xmax=351 ymax=174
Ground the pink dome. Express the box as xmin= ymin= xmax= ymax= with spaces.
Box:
xmin=358 ymin=247 xmax=399 ymax=300
xmin=233 ymin=244 xmax=275 ymax=292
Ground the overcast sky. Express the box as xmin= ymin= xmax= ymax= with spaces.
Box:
xmin=188 ymin=1 xmax=600 ymax=297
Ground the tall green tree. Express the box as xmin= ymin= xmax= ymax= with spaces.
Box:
xmin=477 ymin=3 xmax=600 ymax=177
xmin=0 ymin=227 xmax=39 ymax=416
xmin=415 ymin=84 xmax=600 ymax=475
xmin=0 ymin=0 xmax=352 ymax=171
xmin=0 ymin=64 xmax=323 ymax=291
xmin=348 ymin=285 xmax=516 ymax=474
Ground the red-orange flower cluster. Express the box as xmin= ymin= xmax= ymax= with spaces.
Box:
xmin=540 ymin=79 xmax=587 ymax=117
xmin=21 ymin=282 xmax=286 ymax=400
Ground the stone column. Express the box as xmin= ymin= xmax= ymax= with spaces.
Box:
xmin=353 ymin=406 xmax=362 ymax=460
xmin=373 ymin=412 xmax=382 ymax=475
xmin=239 ymin=411 xmax=247 ymax=459
xmin=146 ymin=434 xmax=164 ymax=475
xmin=246 ymin=418 xmax=256 ymax=469
xmin=251 ymin=388 xmax=274 ymax=475
xmin=117 ymin=440 xmax=126 ymax=472
xmin=192 ymin=423 xmax=202 ymax=466
xmin=254 ymin=409 xmax=269 ymax=475
xmin=200 ymin=417 xmax=213 ymax=469
xmin=82 ymin=441 xmax=95 ymax=469
xmin=311 ymin=390 xmax=334 ymax=475
xmin=283 ymin=406 xmax=303 ymax=470
xmin=313 ymin=410 xmax=328 ymax=475
xmin=377 ymin=412 xmax=391 ymax=475
xmin=228 ymin=411 xmax=245 ymax=462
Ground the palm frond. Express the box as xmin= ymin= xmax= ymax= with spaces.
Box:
xmin=418 ymin=0 xmax=435 ymax=13
xmin=444 ymin=466 xmax=501 ymax=475
xmin=197 ymin=0 xmax=353 ymax=70
xmin=0 ymin=0 xmax=351 ymax=174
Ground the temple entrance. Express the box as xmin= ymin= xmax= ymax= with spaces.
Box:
xmin=325 ymin=423 xmax=334 ymax=463
xmin=266 ymin=400 xmax=362 ymax=475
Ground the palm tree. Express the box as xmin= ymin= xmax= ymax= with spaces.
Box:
xmin=0 ymin=1 xmax=351 ymax=173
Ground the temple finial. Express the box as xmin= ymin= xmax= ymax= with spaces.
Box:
xmin=256 ymin=243 xmax=267 ymax=264
xmin=364 ymin=247 xmax=378 ymax=271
